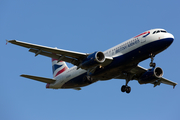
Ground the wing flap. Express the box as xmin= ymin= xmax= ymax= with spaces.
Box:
xmin=21 ymin=74 xmax=56 ymax=83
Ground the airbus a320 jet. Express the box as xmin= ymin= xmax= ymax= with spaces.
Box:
xmin=7 ymin=28 xmax=177 ymax=93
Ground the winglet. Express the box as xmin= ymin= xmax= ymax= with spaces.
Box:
xmin=6 ymin=40 xmax=9 ymax=45
xmin=173 ymin=84 xmax=177 ymax=89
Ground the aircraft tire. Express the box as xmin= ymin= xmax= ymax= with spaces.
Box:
xmin=150 ymin=62 xmax=156 ymax=68
xmin=121 ymin=85 xmax=126 ymax=92
xmin=126 ymin=86 xmax=131 ymax=93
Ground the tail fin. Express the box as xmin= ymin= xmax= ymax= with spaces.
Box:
xmin=52 ymin=58 xmax=69 ymax=78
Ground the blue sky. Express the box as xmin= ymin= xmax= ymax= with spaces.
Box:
xmin=1 ymin=0 xmax=180 ymax=120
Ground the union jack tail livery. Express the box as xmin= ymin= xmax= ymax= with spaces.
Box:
xmin=52 ymin=58 xmax=69 ymax=78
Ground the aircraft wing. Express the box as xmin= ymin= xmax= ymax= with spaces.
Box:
xmin=115 ymin=65 xmax=177 ymax=88
xmin=8 ymin=40 xmax=87 ymax=60
xmin=8 ymin=40 xmax=112 ymax=67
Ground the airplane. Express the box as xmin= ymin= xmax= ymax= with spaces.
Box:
xmin=7 ymin=28 xmax=177 ymax=93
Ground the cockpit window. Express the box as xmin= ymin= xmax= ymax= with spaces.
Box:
xmin=153 ymin=31 xmax=156 ymax=34
xmin=156 ymin=30 xmax=160 ymax=33
xmin=161 ymin=30 xmax=167 ymax=33
xmin=152 ymin=30 xmax=167 ymax=34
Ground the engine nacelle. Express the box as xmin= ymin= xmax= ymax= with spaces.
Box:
xmin=79 ymin=51 xmax=105 ymax=69
xmin=138 ymin=67 xmax=163 ymax=84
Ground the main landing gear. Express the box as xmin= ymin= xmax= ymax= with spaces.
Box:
xmin=121 ymin=73 xmax=133 ymax=94
xmin=149 ymin=53 xmax=156 ymax=68
xmin=121 ymin=85 xmax=131 ymax=93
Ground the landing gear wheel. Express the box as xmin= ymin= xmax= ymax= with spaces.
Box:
xmin=121 ymin=85 xmax=126 ymax=92
xmin=121 ymin=73 xmax=133 ymax=94
xmin=121 ymin=85 xmax=131 ymax=93
xmin=126 ymin=86 xmax=131 ymax=94
xmin=150 ymin=62 xmax=156 ymax=68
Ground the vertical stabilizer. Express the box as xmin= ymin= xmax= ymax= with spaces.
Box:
xmin=52 ymin=58 xmax=69 ymax=78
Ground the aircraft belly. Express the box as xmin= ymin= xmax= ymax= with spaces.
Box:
xmin=60 ymin=73 xmax=93 ymax=88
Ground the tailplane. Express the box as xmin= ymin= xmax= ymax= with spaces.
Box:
xmin=52 ymin=58 xmax=69 ymax=78
xmin=21 ymin=74 xmax=56 ymax=83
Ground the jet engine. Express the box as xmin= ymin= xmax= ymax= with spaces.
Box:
xmin=138 ymin=67 xmax=163 ymax=84
xmin=79 ymin=51 xmax=105 ymax=69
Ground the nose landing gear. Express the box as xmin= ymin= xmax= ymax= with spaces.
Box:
xmin=149 ymin=53 xmax=156 ymax=68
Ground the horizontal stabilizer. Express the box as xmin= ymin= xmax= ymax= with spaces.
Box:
xmin=21 ymin=74 xmax=56 ymax=83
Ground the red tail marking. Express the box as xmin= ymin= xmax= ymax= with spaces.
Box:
xmin=54 ymin=66 xmax=68 ymax=77
xmin=46 ymin=83 xmax=50 ymax=88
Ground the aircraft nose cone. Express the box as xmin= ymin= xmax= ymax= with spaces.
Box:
xmin=165 ymin=33 xmax=174 ymax=42
xmin=170 ymin=33 xmax=174 ymax=40
xmin=163 ymin=33 xmax=174 ymax=46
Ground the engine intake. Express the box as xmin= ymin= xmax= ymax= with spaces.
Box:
xmin=79 ymin=51 xmax=105 ymax=69
xmin=138 ymin=67 xmax=163 ymax=84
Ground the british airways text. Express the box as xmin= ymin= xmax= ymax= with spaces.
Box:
xmin=105 ymin=38 xmax=140 ymax=56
